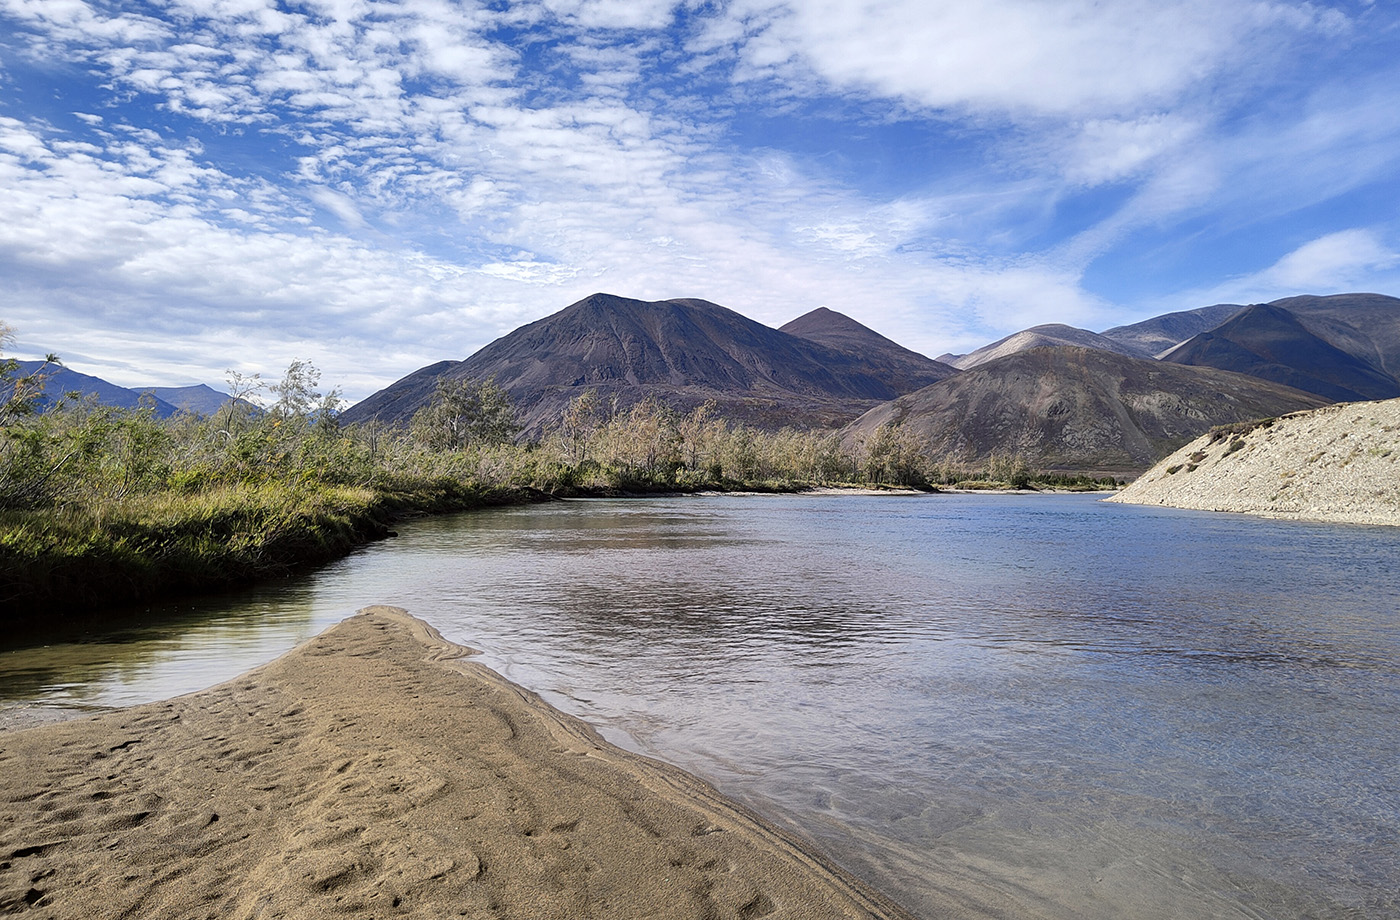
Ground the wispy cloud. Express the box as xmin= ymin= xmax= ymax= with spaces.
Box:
xmin=1198 ymin=229 xmax=1400 ymax=305
xmin=0 ymin=0 xmax=1397 ymax=397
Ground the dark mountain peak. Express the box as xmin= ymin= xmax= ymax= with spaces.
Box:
xmin=1162 ymin=300 xmax=1400 ymax=402
xmin=146 ymin=384 xmax=246 ymax=416
xmin=781 ymin=306 xmax=875 ymax=339
xmin=10 ymin=361 xmax=182 ymax=417
xmin=779 ymin=306 xmax=956 ymax=393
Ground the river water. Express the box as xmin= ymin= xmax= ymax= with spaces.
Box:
xmin=2 ymin=492 xmax=1397 ymax=919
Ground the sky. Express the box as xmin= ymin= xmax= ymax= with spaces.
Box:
xmin=2 ymin=0 xmax=1399 ymax=401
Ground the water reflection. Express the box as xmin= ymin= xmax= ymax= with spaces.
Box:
xmin=0 ymin=588 xmax=340 ymax=723
xmin=2 ymin=493 xmax=1398 ymax=919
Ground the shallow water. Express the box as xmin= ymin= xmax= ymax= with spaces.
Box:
xmin=3 ymin=493 xmax=1398 ymax=919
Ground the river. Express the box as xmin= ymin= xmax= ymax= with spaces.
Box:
xmin=2 ymin=492 xmax=1397 ymax=919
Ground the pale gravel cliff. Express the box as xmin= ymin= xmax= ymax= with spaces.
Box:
xmin=1107 ymin=398 xmax=1400 ymax=526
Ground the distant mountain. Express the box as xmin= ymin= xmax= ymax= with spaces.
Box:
xmin=1160 ymin=301 xmax=1400 ymax=402
xmin=343 ymin=293 xmax=938 ymax=434
xmin=146 ymin=384 xmax=247 ymax=416
xmin=10 ymin=361 xmax=181 ymax=417
xmin=842 ymin=346 xmax=1329 ymax=471
xmin=937 ymin=323 xmax=1146 ymax=370
xmin=778 ymin=307 xmax=957 ymax=393
xmin=1099 ymin=303 xmax=1244 ymax=357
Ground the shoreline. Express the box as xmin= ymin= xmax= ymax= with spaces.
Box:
xmin=0 ymin=606 xmax=918 ymax=919
xmin=3 ymin=481 xmax=1114 ymax=636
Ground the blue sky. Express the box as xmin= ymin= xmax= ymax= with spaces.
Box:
xmin=2 ymin=0 xmax=1399 ymax=400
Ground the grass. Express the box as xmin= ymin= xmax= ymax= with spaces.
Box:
xmin=0 ymin=477 xmax=552 ymax=620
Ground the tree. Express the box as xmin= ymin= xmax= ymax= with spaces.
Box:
xmin=269 ymin=359 xmax=321 ymax=420
xmin=861 ymin=422 xmax=927 ymax=487
xmin=0 ymin=322 xmax=60 ymax=427
xmin=411 ymin=378 xmax=520 ymax=450
xmin=219 ymin=369 xmax=266 ymax=439
xmin=559 ymin=389 xmax=604 ymax=465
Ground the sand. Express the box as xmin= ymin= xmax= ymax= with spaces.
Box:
xmin=1107 ymin=397 xmax=1400 ymax=526
xmin=0 ymin=607 xmax=916 ymax=920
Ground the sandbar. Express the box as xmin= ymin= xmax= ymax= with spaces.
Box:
xmin=0 ymin=606 xmax=916 ymax=919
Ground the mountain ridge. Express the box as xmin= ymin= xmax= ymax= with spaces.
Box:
xmin=842 ymin=346 xmax=1329 ymax=471
xmin=1160 ymin=298 xmax=1400 ymax=402
xmin=342 ymin=293 xmax=949 ymax=434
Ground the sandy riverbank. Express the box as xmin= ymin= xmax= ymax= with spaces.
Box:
xmin=0 ymin=607 xmax=915 ymax=919
xmin=1107 ymin=398 xmax=1400 ymax=526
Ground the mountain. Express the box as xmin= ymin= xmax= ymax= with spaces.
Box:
xmin=10 ymin=361 xmax=181 ymax=417
xmin=842 ymin=346 xmax=1330 ymax=472
xmin=146 ymin=384 xmax=246 ymax=416
xmin=778 ymin=307 xmax=957 ymax=393
xmin=1160 ymin=302 xmax=1400 ymax=402
xmin=1108 ymin=397 xmax=1400 ymax=526
xmin=1099 ymin=303 xmax=1244 ymax=357
xmin=937 ymin=323 xmax=1146 ymax=369
xmin=343 ymin=293 xmax=938 ymax=434
xmin=1269 ymin=293 xmax=1400 ymax=381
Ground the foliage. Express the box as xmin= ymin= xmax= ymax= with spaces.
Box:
xmin=410 ymin=378 xmax=519 ymax=450
xmin=1208 ymin=417 xmax=1275 ymax=443
xmin=0 ymin=322 xmax=61 ymax=428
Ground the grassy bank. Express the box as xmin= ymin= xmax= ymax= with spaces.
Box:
xmin=0 ymin=478 xmax=555 ymax=621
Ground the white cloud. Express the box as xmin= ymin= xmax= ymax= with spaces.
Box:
xmin=709 ymin=0 xmax=1345 ymax=119
xmin=1150 ymin=229 xmax=1400 ymax=314
xmin=1248 ymin=229 xmax=1398 ymax=293
xmin=1061 ymin=114 xmax=1201 ymax=187
xmin=539 ymin=0 xmax=679 ymax=31
xmin=308 ymin=186 xmax=369 ymax=228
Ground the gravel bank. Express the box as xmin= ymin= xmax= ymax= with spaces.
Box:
xmin=1106 ymin=398 xmax=1400 ymax=526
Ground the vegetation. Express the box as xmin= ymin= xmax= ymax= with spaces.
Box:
xmin=1 ymin=328 xmax=1118 ymax=619
xmin=1208 ymin=417 xmax=1276 ymax=443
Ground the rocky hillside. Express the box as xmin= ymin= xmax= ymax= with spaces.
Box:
xmin=842 ymin=346 xmax=1329 ymax=471
xmin=343 ymin=294 xmax=942 ymax=434
xmin=1107 ymin=398 xmax=1400 ymax=526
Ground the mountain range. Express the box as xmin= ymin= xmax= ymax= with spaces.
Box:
xmin=841 ymin=347 xmax=1329 ymax=471
xmin=340 ymin=294 xmax=956 ymax=435
xmin=7 ymin=362 xmax=241 ymax=418
xmin=11 ymin=291 xmax=1396 ymax=472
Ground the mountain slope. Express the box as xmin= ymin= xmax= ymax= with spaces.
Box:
xmin=778 ymin=307 xmax=957 ymax=393
xmin=10 ymin=361 xmax=181 ymax=417
xmin=1099 ymin=303 xmax=1244 ymax=357
xmin=939 ymin=323 xmax=1146 ymax=369
xmin=147 ymin=384 xmax=245 ymax=416
xmin=1108 ymin=398 xmax=1400 ymax=526
xmin=842 ymin=346 xmax=1329 ymax=471
xmin=1270 ymin=292 xmax=1400 ymax=381
xmin=343 ymin=294 xmax=927 ymax=433
xmin=1160 ymin=303 xmax=1400 ymax=402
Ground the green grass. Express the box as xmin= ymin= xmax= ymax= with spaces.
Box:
xmin=0 ymin=477 xmax=554 ymax=620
